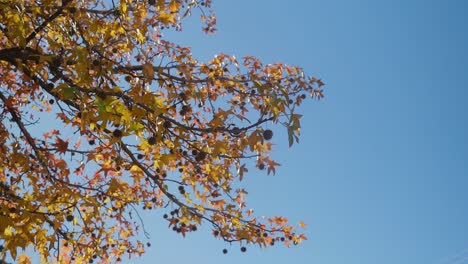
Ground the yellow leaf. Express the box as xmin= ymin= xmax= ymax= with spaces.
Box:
xmin=158 ymin=12 xmax=176 ymax=25
xmin=159 ymin=153 xmax=176 ymax=165
xmin=169 ymin=0 xmax=180 ymax=12
xmin=4 ymin=225 xmax=14 ymax=237
xmin=120 ymin=1 xmax=127 ymax=13
xmin=108 ymin=178 xmax=120 ymax=193
xmin=231 ymin=217 xmax=240 ymax=227
xmin=18 ymin=253 xmax=31 ymax=264
xmin=299 ymin=220 xmax=307 ymax=228
xmin=153 ymin=96 xmax=165 ymax=110
xmin=130 ymin=164 xmax=143 ymax=173
xmin=135 ymin=28 xmax=146 ymax=44
xmin=157 ymin=0 xmax=165 ymax=8
xmin=195 ymin=205 xmax=205 ymax=212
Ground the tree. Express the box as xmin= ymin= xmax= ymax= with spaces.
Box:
xmin=0 ymin=0 xmax=324 ymax=263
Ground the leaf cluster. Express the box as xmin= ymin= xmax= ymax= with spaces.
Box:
xmin=0 ymin=0 xmax=323 ymax=262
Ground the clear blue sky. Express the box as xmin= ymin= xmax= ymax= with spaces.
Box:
xmin=135 ymin=1 xmax=468 ymax=263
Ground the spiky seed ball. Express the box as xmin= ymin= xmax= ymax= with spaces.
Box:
xmin=195 ymin=152 xmax=207 ymax=162
xmin=148 ymin=136 xmax=156 ymax=145
xmin=263 ymin=129 xmax=273 ymax=141
xmin=112 ymin=129 xmax=122 ymax=138
xmin=231 ymin=127 xmax=241 ymax=135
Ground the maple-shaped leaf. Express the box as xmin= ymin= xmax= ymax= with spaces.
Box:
xmin=267 ymin=159 xmax=281 ymax=175
xmin=53 ymin=138 xmax=69 ymax=154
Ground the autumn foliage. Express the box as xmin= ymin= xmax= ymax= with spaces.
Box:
xmin=0 ymin=0 xmax=324 ymax=263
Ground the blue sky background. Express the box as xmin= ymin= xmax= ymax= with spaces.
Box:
xmin=135 ymin=1 xmax=468 ymax=264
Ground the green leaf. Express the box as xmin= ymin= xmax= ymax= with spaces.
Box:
xmin=54 ymin=84 xmax=77 ymax=100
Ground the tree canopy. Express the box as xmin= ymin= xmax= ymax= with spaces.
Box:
xmin=0 ymin=0 xmax=324 ymax=263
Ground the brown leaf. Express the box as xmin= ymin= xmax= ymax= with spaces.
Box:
xmin=53 ymin=137 xmax=69 ymax=154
